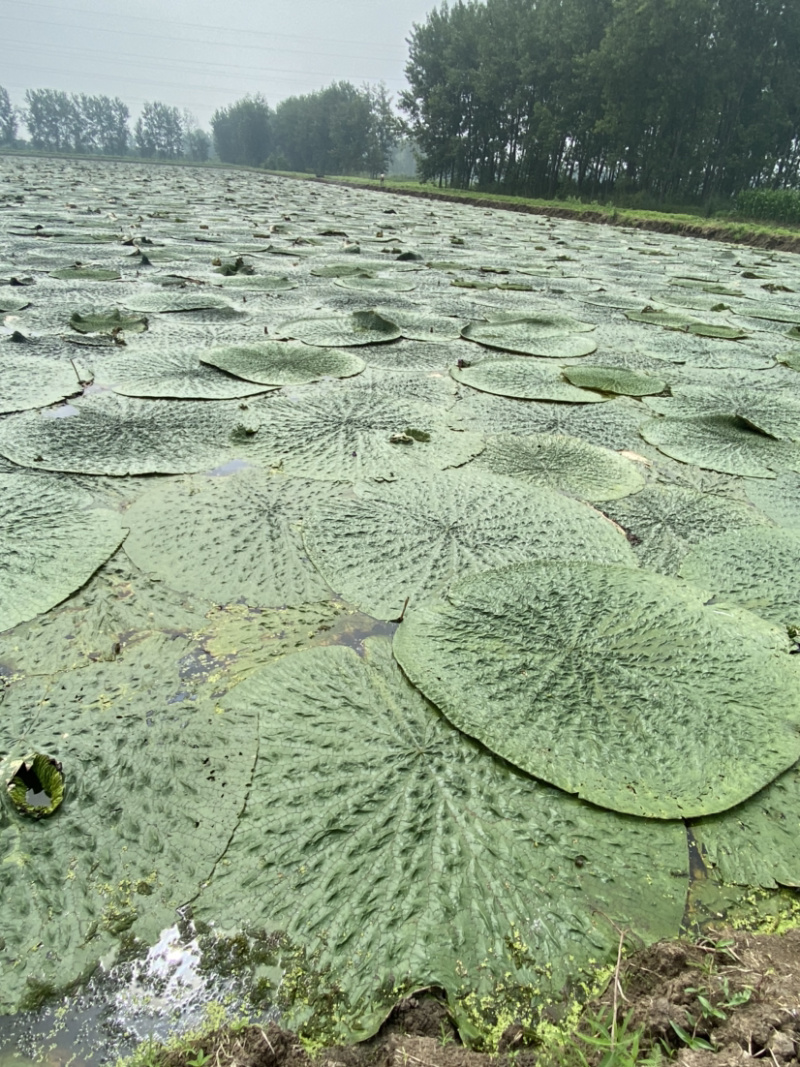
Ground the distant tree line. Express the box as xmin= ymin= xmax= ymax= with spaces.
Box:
xmin=211 ymin=82 xmax=403 ymax=175
xmin=401 ymin=0 xmax=800 ymax=202
xmin=0 ymin=87 xmax=211 ymax=161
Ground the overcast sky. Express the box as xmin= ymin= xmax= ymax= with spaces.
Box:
xmin=1 ymin=0 xmax=439 ymax=127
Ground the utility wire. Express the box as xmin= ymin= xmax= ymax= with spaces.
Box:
xmin=11 ymin=0 xmax=408 ymax=52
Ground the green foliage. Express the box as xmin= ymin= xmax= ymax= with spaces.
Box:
xmin=211 ymin=82 xmax=401 ymax=175
xmin=736 ymin=188 xmax=800 ymax=225
xmin=134 ymin=100 xmax=184 ymax=159
xmin=0 ymin=85 xmax=17 ymax=146
xmin=211 ymin=95 xmax=272 ymax=167
xmin=401 ymin=0 xmax=800 ymax=202
xmin=23 ymin=89 xmax=129 ymax=154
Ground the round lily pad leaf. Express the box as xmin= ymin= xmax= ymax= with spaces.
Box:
xmin=310 ymin=263 xmax=374 ymax=278
xmin=694 ymin=761 xmax=800 ymax=889
xmin=0 ymin=635 xmax=258 ymax=1012
xmin=200 ymin=342 xmax=365 ymax=386
xmin=0 ymin=294 xmax=31 ymax=313
xmin=458 ymin=391 xmax=646 ymax=450
xmin=603 ymin=484 xmax=771 ymax=575
xmin=644 ymin=336 xmax=774 ymax=370
xmin=124 ymin=471 xmax=332 ymax=608
xmin=278 ymin=310 xmax=401 ymax=347
xmin=645 ymin=381 xmax=800 ymax=443
xmin=122 ymin=292 xmax=237 ymax=314
xmin=0 ymin=354 xmax=81 ymax=413
xmin=740 ymin=304 xmax=800 ymax=324
xmin=472 ymin=433 xmax=646 ymax=502
xmin=303 ymin=471 xmax=635 ymax=620
xmin=639 ymin=414 xmax=800 ymax=478
xmin=679 ymin=528 xmax=800 ymax=626
xmin=219 ymin=275 xmax=298 ymax=291
xmin=462 ymin=315 xmax=597 ymax=357
xmin=686 ymin=322 xmax=750 ymax=340
xmin=0 ymin=473 xmax=127 ymax=633
xmin=0 ymin=394 xmax=239 ymax=475
xmin=563 ymin=366 xmax=666 ymax=397
xmin=233 ymin=391 xmax=483 ymax=481
xmin=393 ymin=561 xmax=800 ymax=819
xmin=451 ymin=359 xmax=608 ymax=402
xmin=373 ymin=307 xmax=465 ymax=342
xmin=101 ymin=347 xmax=272 ymax=400
xmin=625 ymin=308 xmax=699 ymax=330
xmin=6 ymin=753 xmax=64 ymax=819
xmin=194 ymin=638 xmax=687 ymax=1041
xmin=69 ymin=309 xmax=148 ymax=334
xmin=50 ymin=266 xmax=121 ymax=281
xmin=746 ymin=472 xmax=800 ymax=527
xmin=778 ymin=350 xmax=800 ymax=372
xmin=334 ymin=275 xmax=417 ymax=292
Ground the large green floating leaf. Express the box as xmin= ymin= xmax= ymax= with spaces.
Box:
xmin=457 ymin=391 xmax=646 ymax=450
xmin=472 ymin=433 xmax=646 ymax=502
xmin=625 ymin=308 xmax=699 ymax=330
xmin=603 ymin=484 xmax=770 ymax=575
xmin=50 ymin=265 xmax=121 ymax=281
xmin=686 ymin=322 xmax=751 ymax=340
xmin=219 ymin=275 xmax=298 ymax=291
xmin=746 ymin=472 xmax=800 ymax=527
xmin=373 ymin=307 xmax=465 ymax=342
xmin=278 ymin=310 xmax=401 ymax=347
xmin=679 ymin=528 xmax=800 ymax=627
xmin=0 ymin=394 xmax=238 ymax=475
xmin=303 ymin=470 xmax=635 ymax=621
xmin=124 ymin=471 xmax=331 ymax=608
xmin=740 ymin=304 xmax=800 ymax=324
xmin=0 ymin=635 xmax=258 ymax=1012
xmin=644 ymin=336 xmax=774 ymax=370
xmin=335 ymin=275 xmax=417 ymax=292
xmin=122 ymin=292 xmax=237 ymax=314
xmin=0 ymin=354 xmax=80 ymax=414
xmin=232 ymin=391 xmax=483 ymax=481
xmin=639 ymin=414 xmax=800 ymax=478
xmin=562 ymin=365 xmax=666 ymax=397
xmin=451 ymin=359 xmax=608 ymax=402
xmin=69 ymin=309 xmax=148 ymax=335
xmin=0 ymin=474 xmax=127 ymax=633
xmin=194 ymin=639 xmax=687 ymax=1041
xmin=199 ymin=341 xmax=365 ymax=386
xmin=694 ymin=762 xmax=800 ymax=889
xmin=101 ymin=347 xmax=272 ymax=400
xmin=461 ymin=315 xmax=597 ymax=358
xmin=393 ymin=561 xmax=800 ymax=819
xmin=0 ymin=294 xmax=31 ymax=313
xmin=644 ymin=370 xmax=800 ymax=442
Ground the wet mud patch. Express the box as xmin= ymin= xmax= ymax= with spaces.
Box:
xmin=139 ymin=928 xmax=800 ymax=1067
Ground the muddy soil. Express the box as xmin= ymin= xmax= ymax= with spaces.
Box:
xmin=154 ymin=928 xmax=800 ymax=1067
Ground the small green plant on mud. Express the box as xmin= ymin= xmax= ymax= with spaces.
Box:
xmin=572 ymin=1007 xmax=659 ymax=1067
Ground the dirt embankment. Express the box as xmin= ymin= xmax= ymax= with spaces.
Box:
xmin=154 ymin=928 xmax=800 ymax=1067
xmin=321 ymin=181 xmax=800 ymax=255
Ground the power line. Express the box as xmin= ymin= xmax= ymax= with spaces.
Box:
xmin=1 ymin=12 xmax=407 ymax=64
xmin=5 ymin=39 xmax=401 ymax=88
xmin=12 ymin=0 xmax=412 ymax=53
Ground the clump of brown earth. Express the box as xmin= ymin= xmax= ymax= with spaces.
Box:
xmin=157 ymin=928 xmax=800 ymax=1067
